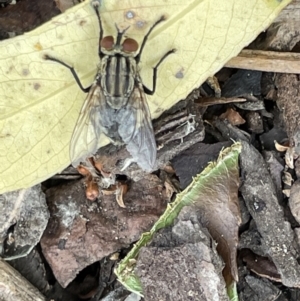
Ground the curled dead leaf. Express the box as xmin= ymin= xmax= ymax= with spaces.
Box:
xmin=274 ymin=140 xmax=289 ymax=152
xmin=282 ymin=189 xmax=290 ymax=198
xmin=102 ymin=185 xmax=117 ymax=196
xmin=274 ymin=140 xmax=295 ymax=168
xmin=163 ymin=164 xmax=176 ymax=174
xmin=285 ymin=146 xmax=296 ymax=169
xmin=164 ymin=180 xmax=176 ymax=199
xmin=282 ymin=169 xmax=293 ymax=187
xmin=102 ymin=182 xmax=128 ymax=208
xmin=115 ymin=183 xmax=128 ymax=208
xmin=220 ymin=108 xmax=246 ymax=126
xmin=191 ymin=147 xmax=241 ymax=285
xmin=240 ymin=249 xmax=281 ymax=282
xmin=110 ymin=252 xmax=120 ymax=260
xmin=206 ymin=76 xmax=221 ymax=97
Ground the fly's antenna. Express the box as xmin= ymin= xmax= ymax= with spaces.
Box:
xmin=92 ymin=0 xmax=104 ymax=58
xmin=115 ymin=24 xmax=130 ymax=47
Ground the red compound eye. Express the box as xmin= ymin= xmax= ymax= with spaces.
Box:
xmin=122 ymin=38 xmax=139 ymax=52
xmin=101 ymin=36 xmax=114 ymax=50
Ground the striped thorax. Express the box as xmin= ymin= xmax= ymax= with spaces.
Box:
xmin=100 ymin=55 xmax=137 ymax=109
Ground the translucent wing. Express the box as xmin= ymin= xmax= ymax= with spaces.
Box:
xmin=117 ymin=81 xmax=157 ymax=171
xmin=70 ymin=83 xmax=104 ymax=166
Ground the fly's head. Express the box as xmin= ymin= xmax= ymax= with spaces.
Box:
xmin=100 ymin=25 xmax=139 ymax=57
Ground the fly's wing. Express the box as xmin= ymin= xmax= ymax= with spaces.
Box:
xmin=70 ymin=83 xmax=104 ymax=166
xmin=117 ymin=82 xmax=157 ymax=171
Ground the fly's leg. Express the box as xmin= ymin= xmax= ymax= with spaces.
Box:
xmin=143 ymin=49 xmax=176 ymax=95
xmin=43 ymin=2 xmax=104 ymax=92
xmin=136 ymin=15 xmax=176 ymax=94
xmin=136 ymin=16 xmax=168 ymax=63
xmin=44 ymin=55 xmax=91 ymax=93
xmin=91 ymin=0 xmax=104 ymax=58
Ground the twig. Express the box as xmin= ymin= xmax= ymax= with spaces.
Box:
xmin=225 ymin=49 xmax=300 ymax=74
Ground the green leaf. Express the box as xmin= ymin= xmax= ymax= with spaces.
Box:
xmin=115 ymin=142 xmax=242 ymax=295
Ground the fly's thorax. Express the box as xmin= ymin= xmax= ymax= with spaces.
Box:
xmin=100 ymin=54 xmax=137 ymax=109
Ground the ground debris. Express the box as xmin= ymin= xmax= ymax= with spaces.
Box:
xmin=0 ymin=259 xmax=46 ymax=301
xmin=41 ymin=175 xmax=168 ymax=287
xmin=0 ymin=185 xmax=49 ymax=260
xmin=135 ymin=206 xmax=229 ymax=301
xmin=239 ymin=141 xmax=300 ymax=287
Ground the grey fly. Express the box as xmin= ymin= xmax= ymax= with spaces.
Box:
xmin=44 ymin=2 xmax=174 ymax=171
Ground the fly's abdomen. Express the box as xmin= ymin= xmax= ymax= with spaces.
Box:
xmin=101 ymin=55 xmax=136 ymax=109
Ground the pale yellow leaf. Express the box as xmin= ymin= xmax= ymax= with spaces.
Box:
xmin=0 ymin=0 xmax=290 ymax=193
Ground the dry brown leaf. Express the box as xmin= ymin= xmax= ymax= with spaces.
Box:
xmin=240 ymin=249 xmax=281 ymax=282
xmin=220 ymin=108 xmax=246 ymax=126
xmin=274 ymin=140 xmax=289 ymax=152
xmin=193 ymin=148 xmax=241 ymax=284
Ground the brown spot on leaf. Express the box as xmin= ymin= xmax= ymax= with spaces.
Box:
xmin=22 ymin=68 xmax=29 ymax=76
xmin=34 ymin=42 xmax=43 ymax=51
xmin=33 ymin=83 xmax=41 ymax=90
xmin=6 ymin=66 xmax=14 ymax=74
xmin=79 ymin=19 xmax=87 ymax=26
xmin=0 ymin=133 xmax=11 ymax=138
xmin=154 ymin=107 xmax=164 ymax=115
xmin=175 ymin=69 xmax=184 ymax=79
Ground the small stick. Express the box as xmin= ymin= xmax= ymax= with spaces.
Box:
xmin=225 ymin=49 xmax=300 ymax=74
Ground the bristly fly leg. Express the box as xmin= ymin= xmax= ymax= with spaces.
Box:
xmin=43 ymin=2 xmax=105 ymax=93
xmin=143 ymin=49 xmax=176 ymax=96
xmin=135 ymin=15 xmax=176 ymax=95
xmin=44 ymin=55 xmax=91 ymax=93
xmin=136 ymin=15 xmax=166 ymax=64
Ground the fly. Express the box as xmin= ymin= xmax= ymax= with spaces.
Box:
xmin=44 ymin=1 xmax=175 ymax=171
